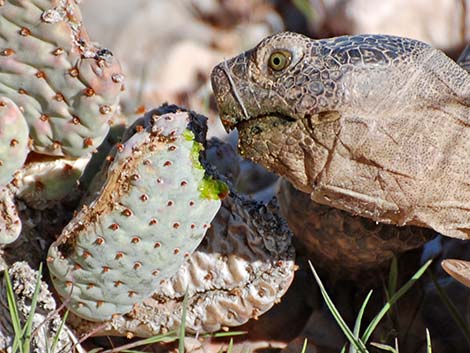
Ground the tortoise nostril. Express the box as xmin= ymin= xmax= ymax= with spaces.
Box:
xmin=210 ymin=64 xmax=229 ymax=100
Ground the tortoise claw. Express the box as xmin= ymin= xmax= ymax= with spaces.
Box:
xmin=441 ymin=259 xmax=470 ymax=287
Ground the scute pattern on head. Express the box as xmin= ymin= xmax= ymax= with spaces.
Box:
xmin=211 ymin=32 xmax=430 ymax=128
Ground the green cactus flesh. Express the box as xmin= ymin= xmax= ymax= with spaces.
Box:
xmin=47 ymin=111 xmax=222 ymax=322
xmin=0 ymin=97 xmax=29 ymax=185
xmin=199 ymin=177 xmax=229 ymax=200
xmin=0 ymin=0 xmax=123 ymax=158
xmin=183 ymin=130 xmax=229 ymax=200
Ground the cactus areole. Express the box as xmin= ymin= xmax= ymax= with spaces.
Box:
xmin=47 ymin=110 xmax=225 ymax=322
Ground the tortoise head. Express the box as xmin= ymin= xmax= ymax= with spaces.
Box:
xmin=211 ymin=32 xmax=320 ymax=129
xmin=210 ymin=32 xmax=437 ymax=189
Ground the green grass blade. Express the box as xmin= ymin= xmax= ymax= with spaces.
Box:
xmin=179 ymin=289 xmax=189 ymax=353
xmin=349 ymin=290 xmax=373 ymax=353
xmin=300 ymin=338 xmax=308 ymax=353
xmin=100 ymin=331 xmax=178 ymax=353
xmin=203 ymin=331 xmax=247 ymax=338
xmin=384 ymin=257 xmax=399 ymax=329
xmin=309 ymin=261 xmax=368 ymax=353
xmin=429 ymin=271 xmax=470 ymax=347
xmin=127 ymin=331 xmax=177 ymax=345
xmin=227 ymin=338 xmax=234 ymax=353
xmin=50 ymin=309 xmax=69 ymax=353
xmin=21 ymin=263 xmax=43 ymax=352
xmin=426 ymin=329 xmax=432 ymax=353
xmin=87 ymin=349 xmax=102 ymax=353
xmin=370 ymin=342 xmax=397 ymax=353
xmin=387 ymin=257 xmax=398 ymax=300
xmin=361 ymin=259 xmax=432 ymax=344
xmin=4 ymin=266 xmax=23 ymax=353
xmin=340 ymin=345 xmax=347 ymax=353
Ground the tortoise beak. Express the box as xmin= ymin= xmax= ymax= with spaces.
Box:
xmin=211 ymin=51 xmax=254 ymax=131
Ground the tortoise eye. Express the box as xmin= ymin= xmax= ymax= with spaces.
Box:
xmin=268 ymin=50 xmax=291 ymax=71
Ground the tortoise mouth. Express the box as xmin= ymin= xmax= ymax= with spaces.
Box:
xmin=233 ymin=113 xmax=296 ymax=136
xmin=223 ymin=113 xmax=296 ymax=133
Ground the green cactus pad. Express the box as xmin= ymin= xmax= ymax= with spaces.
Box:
xmin=47 ymin=111 xmax=222 ymax=322
xmin=0 ymin=97 xmax=29 ymax=185
xmin=0 ymin=0 xmax=123 ymax=158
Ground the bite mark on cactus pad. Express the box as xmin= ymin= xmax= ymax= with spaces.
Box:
xmin=47 ymin=111 xmax=222 ymax=322
xmin=183 ymin=129 xmax=229 ymax=200
xmin=199 ymin=177 xmax=229 ymax=200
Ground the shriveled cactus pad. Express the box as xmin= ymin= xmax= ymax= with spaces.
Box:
xmin=47 ymin=110 xmax=224 ymax=322
xmin=14 ymin=155 xmax=89 ymax=209
xmin=0 ymin=186 xmax=21 ymax=244
xmin=69 ymin=194 xmax=295 ymax=336
xmin=0 ymin=0 xmax=123 ymax=158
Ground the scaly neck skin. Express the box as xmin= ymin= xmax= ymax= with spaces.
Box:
xmin=237 ymin=114 xmax=341 ymax=194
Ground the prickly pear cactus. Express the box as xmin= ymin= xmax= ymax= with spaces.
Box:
xmin=0 ymin=0 xmax=123 ymax=158
xmin=68 ymin=194 xmax=295 ymax=337
xmin=0 ymin=98 xmax=29 ymax=186
xmin=47 ymin=110 xmax=225 ymax=322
